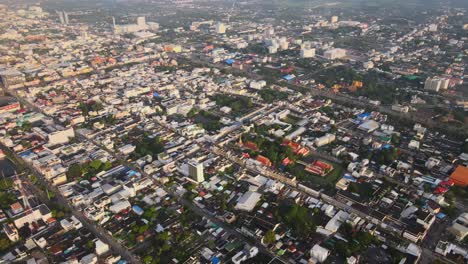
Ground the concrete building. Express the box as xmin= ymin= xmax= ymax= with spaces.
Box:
xmin=310 ymin=244 xmax=330 ymax=263
xmin=0 ymin=69 xmax=25 ymax=88
xmin=114 ymin=16 xmax=159 ymax=34
xmin=188 ymin=159 xmax=204 ymax=183
xmin=48 ymin=127 xmax=75 ymax=145
xmin=300 ymin=48 xmax=316 ymax=58
xmin=324 ymin=48 xmax=346 ymax=60
xmin=331 ymin=16 xmax=339 ymax=23
xmin=448 ymin=213 xmax=468 ymax=241
xmin=424 ymin=77 xmax=449 ymax=92
xmin=235 ymin=191 xmax=261 ymax=212
xmin=215 ymin=22 xmax=226 ymax=34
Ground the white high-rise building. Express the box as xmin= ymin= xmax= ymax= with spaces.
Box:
xmin=331 ymin=16 xmax=339 ymax=23
xmin=57 ymin=11 xmax=65 ymax=24
xmin=215 ymin=22 xmax=226 ymax=34
xmin=424 ymin=77 xmax=449 ymax=92
xmin=64 ymin=12 xmax=69 ymax=24
xmin=188 ymin=160 xmax=204 ymax=183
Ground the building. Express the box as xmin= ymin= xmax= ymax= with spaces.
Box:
xmin=450 ymin=166 xmax=468 ymax=186
xmin=363 ymin=61 xmax=374 ymax=69
xmin=235 ymin=191 xmax=261 ymax=212
xmin=424 ymin=77 xmax=449 ymax=92
xmin=300 ymin=48 xmax=316 ymax=58
xmin=331 ymin=16 xmax=339 ymax=23
xmin=448 ymin=213 xmax=468 ymax=241
xmin=315 ymin=134 xmax=336 ymax=147
xmin=324 ymin=48 xmax=346 ymax=60
xmin=14 ymin=204 xmax=52 ymax=228
xmin=188 ymin=159 xmax=204 ymax=183
xmin=113 ymin=16 xmax=159 ymax=34
xmin=310 ymin=244 xmax=330 ymax=263
xmin=0 ymin=96 xmax=20 ymax=114
xmin=215 ymin=22 xmax=226 ymax=34
xmin=95 ymin=240 xmax=110 ymax=256
xmin=232 ymin=246 xmax=258 ymax=264
xmin=0 ymin=69 xmax=25 ymax=88
xmin=3 ymin=223 xmax=19 ymax=242
xmin=48 ymin=127 xmax=75 ymax=145
xmin=428 ymin=24 xmax=437 ymax=32
xmin=358 ymin=120 xmax=379 ymax=133
xmin=56 ymin=11 xmax=69 ymax=25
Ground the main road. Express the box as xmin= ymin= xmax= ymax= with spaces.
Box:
xmin=174 ymin=52 xmax=467 ymax=139
xmin=6 ymin=74 xmax=289 ymax=264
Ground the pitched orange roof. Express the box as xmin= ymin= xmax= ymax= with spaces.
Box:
xmin=450 ymin=165 xmax=468 ymax=187
xmin=256 ymin=155 xmax=272 ymax=167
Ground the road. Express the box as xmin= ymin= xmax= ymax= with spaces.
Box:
xmin=0 ymin=144 xmax=141 ymax=263
xmin=2 ymin=88 xmax=142 ymax=263
xmin=174 ymin=53 xmax=467 ymax=139
xmin=79 ymin=121 xmax=289 ymax=263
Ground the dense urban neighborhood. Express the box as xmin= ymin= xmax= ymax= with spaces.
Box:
xmin=0 ymin=0 xmax=467 ymax=264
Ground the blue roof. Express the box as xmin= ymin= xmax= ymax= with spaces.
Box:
xmin=211 ymin=257 xmax=220 ymax=264
xmin=282 ymin=74 xmax=295 ymax=81
xmin=436 ymin=213 xmax=446 ymax=219
xmin=343 ymin=175 xmax=357 ymax=182
xmin=357 ymin=112 xmax=371 ymax=119
xmin=19 ymin=150 xmax=33 ymax=157
xmin=132 ymin=205 xmax=144 ymax=215
xmin=153 ymin=92 xmax=160 ymax=97
xmin=225 ymin=59 xmax=235 ymax=65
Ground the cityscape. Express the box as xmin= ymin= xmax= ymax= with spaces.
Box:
xmin=0 ymin=0 xmax=467 ymax=264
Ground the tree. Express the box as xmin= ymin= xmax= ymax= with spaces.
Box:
xmin=89 ymin=159 xmax=103 ymax=171
xmin=138 ymin=224 xmax=149 ymax=234
xmin=21 ymin=122 xmax=32 ymax=132
xmin=66 ymin=163 xmax=82 ymax=179
xmin=263 ymin=229 xmax=276 ymax=245
xmin=86 ymin=240 xmax=95 ymax=249
xmin=143 ymin=256 xmax=153 ymax=264
xmin=0 ymin=238 xmax=11 ymax=252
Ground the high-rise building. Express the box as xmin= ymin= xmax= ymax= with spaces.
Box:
xmin=188 ymin=159 xmax=204 ymax=183
xmin=57 ymin=11 xmax=69 ymax=25
xmin=215 ymin=22 xmax=226 ymax=34
xmin=57 ymin=11 xmax=64 ymax=24
xmin=424 ymin=77 xmax=449 ymax=92
xmin=331 ymin=16 xmax=339 ymax=23
xmin=64 ymin=11 xmax=69 ymax=24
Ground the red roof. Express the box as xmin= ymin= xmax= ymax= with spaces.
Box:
xmin=243 ymin=141 xmax=259 ymax=151
xmin=282 ymin=157 xmax=292 ymax=166
xmin=433 ymin=186 xmax=448 ymax=195
xmin=256 ymin=155 xmax=272 ymax=167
